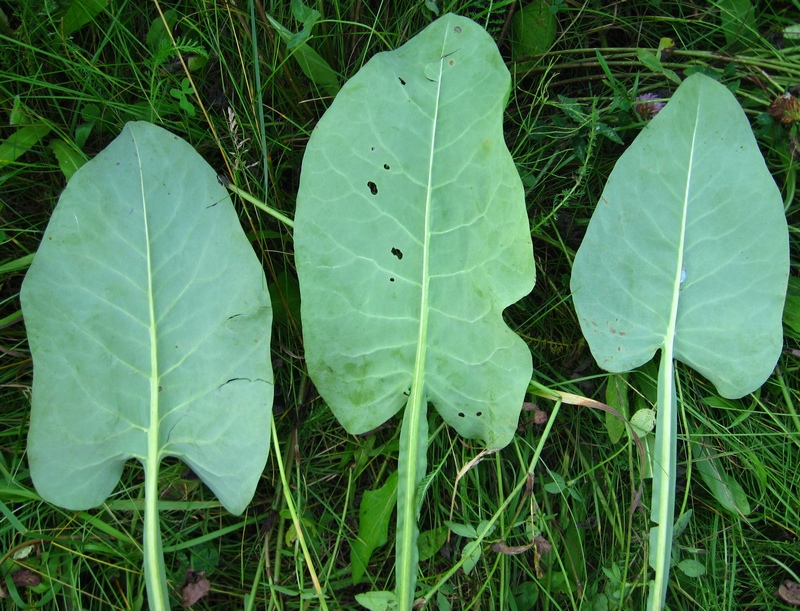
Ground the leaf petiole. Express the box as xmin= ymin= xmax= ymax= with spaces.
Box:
xmin=143 ymin=462 xmax=169 ymax=611
xmin=648 ymin=352 xmax=678 ymax=611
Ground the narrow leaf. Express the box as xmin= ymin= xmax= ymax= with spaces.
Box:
xmin=693 ymin=440 xmax=751 ymax=517
xmin=605 ymin=373 xmax=628 ymax=443
xmin=351 ymin=471 xmax=398 ymax=584
xmin=265 ymin=13 xmax=340 ymax=97
xmin=0 ymin=124 xmax=51 ymax=167
xmin=61 ymin=0 xmax=108 ymax=37
xmin=49 ymin=140 xmax=87 ymax=181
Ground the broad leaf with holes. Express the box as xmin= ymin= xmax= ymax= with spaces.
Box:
xmin=21 ymin=121 xmax=273 ymax=611
xmin=294 ymin=14 xmax=535 ymax=607
xmin=570 ymin=73 xmax=788 ymax=610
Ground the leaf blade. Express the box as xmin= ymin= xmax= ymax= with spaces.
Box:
xmin=22 ymin=121 xmax=274 ymax=514
xmin=295 ymin=13 xmax=535 ymax=448
xmin=571 ymin=73 xmax=788 ymax=399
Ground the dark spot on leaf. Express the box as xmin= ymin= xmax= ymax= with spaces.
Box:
xmin=390 ymin=277 xmax=395 ymax=282
xmin=391 ymin=247 xmax=403 ymax=259
xmin=458 ymin=412 xmax=465 ymax=417
xmin=454 ymin=26 xmax=462 ymax=33
xmin=158 ymin=386 xmax=163 ymax=392
xmin=367 ymin=181 xmax=378 ymax=195
xmin=399 ymin=77 xmax=406 ymax=85
xmin=371 ymin=146 xmax=375 ymax=151
xmin=384 ymin=163 xmax=390 ymax=170
xmin=115 ymin=161 xmax=120 ymax=166
xmin=476 ymin=411 xmax=482 ymax=417
xmin=449 ymin=59 xmax=455 ymax=66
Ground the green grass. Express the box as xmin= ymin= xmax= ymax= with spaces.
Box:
xmin=2 ymin=0 xmax=799 ymax=609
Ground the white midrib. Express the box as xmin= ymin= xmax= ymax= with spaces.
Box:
xmin=134 ymin=134 xmax=168 ymax=611
xmin=397 ymin=36 xmax=448 ymax=609
xmin=650 ymin=103 xmax=700 ymax=611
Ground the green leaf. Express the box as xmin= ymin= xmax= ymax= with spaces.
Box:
xmin=783 ymin=277 xmax=800 ymax=335
xmin=146 ymin=9 xmax=178 ymax=51
xmin=571 ymin=72 xmax=787 ymax=401
xmin=49 ymin=139 xmax=87 ymax=181
xmin=544 ymin=472 xmax=568 ymax=494
xmin=417 ymin=526 xmax=447 ymax=561
xmin=677 ymin=558 xmax=706 ymax=578
xmin=444 ymin=521 xmax=478 ymax=539
xmin=636 ymin=48 xmax=681 ymax=85
xmin=570 ymin=73 xmax=788 ymax=610
xmin=265 ymin=13 xmax=340 ymax=97
xmin=0 ymin=124 xmax=51 ymax=168
xmin=61 ymin=0 xmax=108 ymax=37
xmin=351 ymin=471 xmax=398 ymax=584
xmin=356 ymin=591 xmax=397 ymax=611
xmin=295 ymin=14 xmax=535 ymax=608
xmin=269 ymin=269 xmax=302 ymax=328
xmin=605 ymin=373 xmax=628 ymax=443
xmin=511 ymin=1 xmax=557 ymax=66
xmin=693 ymin=440 xmax=751 ymax=517
xmin=461 ymin=540 xmax=482 ymax=574
xmin=21 ymin=121 xmax=273 ymax=610
xmin=595 ymin=122 xmax=624 ymax=145
xmin=718 ymin=0 xmax=758 ymax=49
xmin=672 ymin=509 xmax=693 ymax=540
xmin=629 ymin=408 xmax=656 ymax=437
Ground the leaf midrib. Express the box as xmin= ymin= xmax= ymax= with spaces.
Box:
xmin=397 ymin=27 xmax=450 ymax=608
xmin=132 ymin=130 xmax=169 ymax=610
xmin=650 ymin=99 xmax=702 ymax=611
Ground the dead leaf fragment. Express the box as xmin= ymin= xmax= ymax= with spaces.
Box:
xmin=776 ymin=580 xmax=800 ymax=606
xmin=12 ymin=568 xmax=41 ymax=588
xmin=769 ymin=93 xmax=800 ymax=125
xmin=180 ymin=569 xmax=211 ymax=607
xmin=533 ymin=534 xmax=552 ymax=556
xmin=491 ymin=540 xmax=534 ymax=555
xmin=522 ymin=401 xmax=549 ymax=424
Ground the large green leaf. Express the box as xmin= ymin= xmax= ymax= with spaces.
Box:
xmin=570 ymin=73 xmax=788 ymax=609
xmin=294 ymin=13 xmax=535 ymax=607
xmin=21 ymin=121 xmax=273 ymax=609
